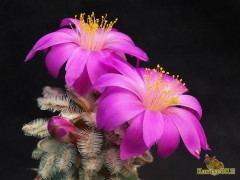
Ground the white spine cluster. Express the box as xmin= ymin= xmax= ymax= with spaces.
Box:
xmin=103 ymin=148 xmax=123 ymax=174
xmin=39 ymin=152 xmax=58 ymax=179
xmin=37 ymin=95 xmax=71 ymax=112
xmin=55 ymin=144 xmax=77 ymax=172
xmin=22 ymin=118 xmax=49 ymax=138
xmin=77 ymin=129 xmax=103 ymax=157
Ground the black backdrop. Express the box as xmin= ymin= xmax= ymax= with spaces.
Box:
xmin=0 ymin=0 xmax=239 ymax=179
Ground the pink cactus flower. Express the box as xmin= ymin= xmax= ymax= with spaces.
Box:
xmin=94 ymin=60 xmax=210 ymax=160
xmin=48 ymin=116 xmax=77 ymax=143
xmin=25 ymin=13 xmax=148 ymax=95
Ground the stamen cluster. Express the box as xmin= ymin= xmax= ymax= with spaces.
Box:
xmin=143 ymin=64 xmax=186 ymax=111
xmin=76 ymin=12 xmax=118 ymax=50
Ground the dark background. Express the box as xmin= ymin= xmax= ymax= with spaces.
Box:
xmin=0 ymin=0 xmax=239 ymax=179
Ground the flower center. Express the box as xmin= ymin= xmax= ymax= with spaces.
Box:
xmin=76 ymin=12 xmax=118 ymax=51
xmin=142 ymin=65 xmax=186 ymax=111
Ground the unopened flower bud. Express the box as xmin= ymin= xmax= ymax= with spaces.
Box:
xmin=48 ymin=116 xmax=77 ymax=143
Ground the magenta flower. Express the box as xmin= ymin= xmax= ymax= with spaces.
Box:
xmin=48 ymin=116 xmax=77 ymax=143
xmin=94 ymin=60 xmax=210 ymax=160
xmin=25 ymin=13 xmax=148 ymax=95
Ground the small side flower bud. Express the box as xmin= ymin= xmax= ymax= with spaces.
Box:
xmin=48 ymin=116 xmax=77 ymax=143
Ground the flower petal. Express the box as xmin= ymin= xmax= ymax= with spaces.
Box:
xmin=94 ymin=73 xmax=142 ymax=99
xmin=65 ymin=48 xmax=90 ymax=87
xmin=102 ymin=58 xmax=145 ymax=87
xmin=104 ymin=41 xmax=148 ymax=61
xmin=177 ymin=95 xmax=202 ymax=119
xmin=60 ymin=18 xmax=81 ymax=32
xmin=57 ymin=28 xmax=80 ymax=42
xmin=86 ymin=51 xmax=116 ymax=84
xmin=106 ymin=31 xmax=135 ymax=45
xmin=157 ymin=113 xmax=180 ymax=158
xmin=143 ymin=110 xmax=164 ymax=147
xmin=173 ymin=107 xmax=210 ymax=150
xmin=25 ymin=32 xmax=74 ymax=61
xmin=191 ymin=119 xmax=210 ymax=150
xmin=86 ymin=53 xmax=101 ymax=83
xmin=97 ymin=88 xmax=145 ymax=131
xmin=165 ymin=107 xmax=201 ymax=158
xmin=45 ymin=43 xmax=78 ymax=78
xmin=72 ymin=67 xmax=92 ymax=95
xmin=120 ymin=112 xmax=148 ymax=160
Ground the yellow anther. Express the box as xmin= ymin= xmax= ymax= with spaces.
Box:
xmin=195 ymin=150 xmax=200 ymax=155
xmin=172 ymin=97 xmax=178 ymax=104
xmin=164 ymin=90 xmax=170 ymax=94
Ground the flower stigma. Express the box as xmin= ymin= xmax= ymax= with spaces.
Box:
xmin=143 ymin=64 xmax=186 ymax=111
